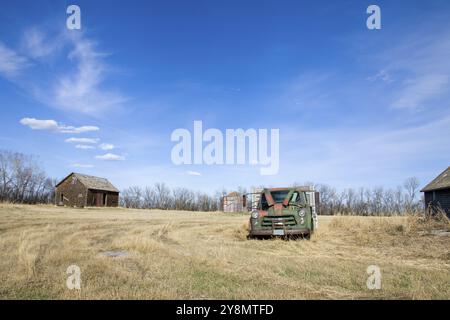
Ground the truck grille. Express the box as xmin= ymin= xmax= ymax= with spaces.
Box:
xmin=261 ymin=215 xmax=297 ymax=228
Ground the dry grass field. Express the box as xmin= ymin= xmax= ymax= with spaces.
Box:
xmin=0 ymin=203 xmax=449 ymax=300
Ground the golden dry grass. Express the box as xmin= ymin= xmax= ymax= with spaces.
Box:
xmin=0 ymin=203 xmax=449 ymax=300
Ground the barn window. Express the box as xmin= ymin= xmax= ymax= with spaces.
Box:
xmin=72 ymin=176 xmax=77 ymax=184
xmin=60 ymin=193 xmax=64 ymax=202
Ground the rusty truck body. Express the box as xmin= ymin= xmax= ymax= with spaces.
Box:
xmin=247 ymin=187 xmax=319 ymax=239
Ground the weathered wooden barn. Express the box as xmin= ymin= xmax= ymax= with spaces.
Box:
xmin=55 ymin=173 xmax=119 ymax=207
xmin=421 ymin=166 xmax=450 ymax=217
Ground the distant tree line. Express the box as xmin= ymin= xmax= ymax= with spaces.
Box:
xmin=1 ymin=150 xmax=425 ymax=215
xmin=298 ymin=177 xmax=423 ymax=216
xmin=0 ymin=150 xmax=55 ymax=204
xmin=121 ymin=177 xmax=424 ymax=215
xmin=120 ymin=184 xmax=222 ymax=211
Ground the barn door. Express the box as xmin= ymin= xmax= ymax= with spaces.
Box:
xmin=95 ymin=193 xmax=103 ymax=206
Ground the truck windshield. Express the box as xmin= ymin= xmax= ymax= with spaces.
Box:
xmin=271 ymin=191 xmax=290 ymax=202
xmin=260 ymin=190 xmax=306 ymax=210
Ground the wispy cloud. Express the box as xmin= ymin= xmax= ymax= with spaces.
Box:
xmin=75 ymin=144 xmax=95 ymax=150
xmin=20 ymin=117 xmax=99 ymax=133
xmin=71 ymin=163 xmax=94 ymax=168
xmin=283 ymin=73 xmax=334 ymax=110
xmin=187 ymin=170 xmax=202 ymax=176
xmin=22 ymin=27 xmax=62 ymax=59
xmin=48 ymin=33 xmax=127 ymax=115
xmin=367 ymin=70 xmax=393 ymax=83
xmin=375 ymin=30 xmax=450 ymax=111
xmin=99 ymin=143 xmax=114 ymax=150
xmin=58 ymin=126 xmax=100 ymax=134
xmin=95 ymin=153 xmax=125 ymax=161
xmin=280 ymin=115 xmax=450 ymax=188
xmin=0 ymin=29 xmax=127 ymax=116
xmin=392 ymin=74 xmax=448 ymax=110
xmin=0 ymin=43 xmax=28 ymax=78
xmin=65 ymin=137 xmax=99 ymax=144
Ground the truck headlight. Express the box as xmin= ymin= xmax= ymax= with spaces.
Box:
xmin=298 ymin=209 xmax=306 ymax=217
xmin=251 ymin=210 xmax=259 ymax=219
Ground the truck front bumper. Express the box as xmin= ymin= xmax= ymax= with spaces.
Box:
xmin=249 ymin=228 xmax=310 ymax=237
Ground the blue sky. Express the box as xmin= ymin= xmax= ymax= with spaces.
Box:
xmin=1 ymin=0 xmax=450 ymax=192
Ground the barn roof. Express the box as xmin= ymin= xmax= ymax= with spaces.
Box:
xmin=421 ymin=166 xmax=450 ymax=192
xmin=56 ymin=173 xmax=119 ymax=193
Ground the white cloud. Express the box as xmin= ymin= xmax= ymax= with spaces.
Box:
xmin=20 ymin=117 xmax=99 ymax=133
xmin=20 ymin=118 xmax=58 ymax=130
xmin=0 ymin=43 xmax=28 ymax=78
xmin=99 ymin=143 xmax=114 ymax=150
xmin=95 ymin=153 xmax=125 ymax=161
xmin=187 ymin=170 xmax=202 ymax=176
xmin=75 ymin=144 xmax=95 ymax=149
xmin=65 ymin=137 xmax=99 ymax=144
xmin=71 ymin=163 xmax=94 ymax=168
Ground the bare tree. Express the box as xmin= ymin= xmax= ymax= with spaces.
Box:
xmin=142 ymin=186 xmax=156 ymax=209
xmin=403 ymin=177 xmax=420 ymax=213
xmin=404 ymin=177 xmax=419 ymax=201
xmin=0 ymin=150 xmax=54 ymax=204
xmin=120 ymin=186 xmax=143 ymax=208
xmin=154 ymin=183 xmax=172 ymax=209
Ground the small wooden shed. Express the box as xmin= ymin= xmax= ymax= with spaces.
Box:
xmin=55 ymin=173 xmax=119 ymax=207
xmin=421 ymin=166 xmax=450 ymax=217
xmin=222 ymin=192 xmax=247 ymax=213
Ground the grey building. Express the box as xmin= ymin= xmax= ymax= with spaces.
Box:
xmin=421 ymin=166 xmax=450 ymax=217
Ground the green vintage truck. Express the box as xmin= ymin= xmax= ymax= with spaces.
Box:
xmin=247 ymin=187 xmax=319 ymax=239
